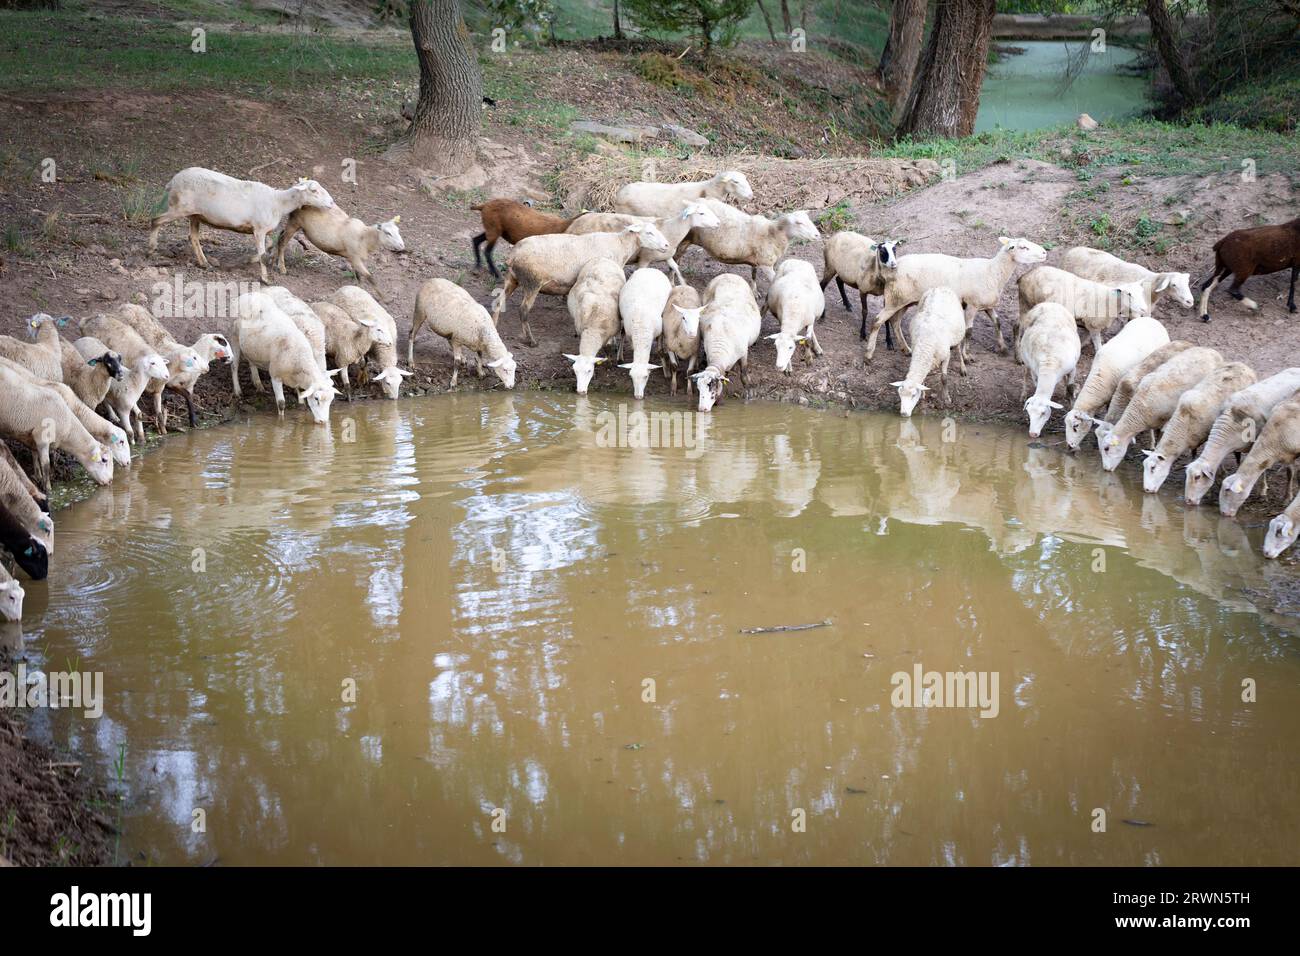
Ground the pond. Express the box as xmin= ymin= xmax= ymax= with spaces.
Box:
xmin=976 ymin=40 xmax=1151 ymax=133
xmin=13 ymin=394 xmax=1300 ymax=865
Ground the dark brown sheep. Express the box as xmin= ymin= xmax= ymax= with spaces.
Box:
xmin=1200 ymin=216 xmax=1300 ymax=322
xmin=470 ymin=199 xmax=575 ymax=279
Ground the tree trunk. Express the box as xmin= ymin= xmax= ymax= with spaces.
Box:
xmin=780 ymin=0 xmax=793 ymax=33
xmin=613 ymin=0 xmax=623 ymax=39
xmin=876 ymin=0 xmax=927 ymax=123
xmin=898 ymin=0 xmax=996 ymax=140
xmin=800 ymin=0 xmax=812 ymax=30
xmin=404 ymin=0 xmax=481 ymax=174
xmin=755 ymin=0 xmax=778 ymax=41
xmin=1145 ymin=0 xmax=1197 ymax=108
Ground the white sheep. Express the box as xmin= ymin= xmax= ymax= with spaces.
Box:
xmin=410 ymin=279 xmax=516 ymax=389
xmin=231 ymin=291 xmax=339 ymax=423
xmin=59 ymin=337 xmax=124 ymax=410
xmin=491 ymin=223 xmax=670 ymax=347
xmin=110 ymin=303 xmax=229 ymax=434
xmin=762 ymin=258 xmax=826 ymax=372
xmin=690 ymin=273 xmax=762 ymax=412
xmin=311 ymin=300 xmax=390 ymax=400
xmin=1220 ymin=396 xmax=1300 ymax=517
xmin=1016 ymin=265 xmax=1150 ymax=356
xmin=0 ymin=363 xmax=113 ymax=489
xmin=661 ymin=284 xmax=702 ymax=397
xmin=890 ymin=287 xmax=967 ymax=416
xmin=614 ymin=170 xmax=754 ymax=217
xmin=1062 ymin=315 xmax=1169 ymax=450
xmin=864 ymin=237 xmax=1047 ymax=361
xmin=1264 ymin=486 xmax=1300 ymax=558
xmin=147 ymin=167 xmax=335 ymax=282
xmin=77 ymin=313 xmax=171 ymax=443
xmin=0 ymin=313 xmax=68 ymax=382
xmin=1099 ymin=341 xmax=1193 ymax=428
xmin=1097 ymin=346 xmax=1223 ymax=471
xmin=0 ymin=352 xmax=130 ymax=469
xmin=820 ymin=233 xmax=901 ymax=339
xmin=1060 ymin=246 xmax=1195 ymax=313
xmin=0 ymin=562 xmax=23 ymax=622
xmin=1184 ymin=368 xmax=1300 ymax=505
xmin=263 ymin=286 xmax=328 ymax=374
xmin=567 ymin=201 xmax=721 ymax=284
xmin=328 ymin=285 xmax=411 ymax=399
xmin=0 ymin=443 xmax=47 ymax=512
xmin=562 ymin=257 xmax=626 ymax=394
xmin=618 ymin=268 xmax=673 ymax=399
xmin=0 ymin=452 xmax=53 ymax=554
xmin=1141 ymin=362 xmax=1257 ymax=493
xmin=274 ymin=207 xmax=404 ymax=298
xmin=684 ymin=201 xmax=819 ymax=289
xmin=1016 ymin=303 xmax=1081 ymax=437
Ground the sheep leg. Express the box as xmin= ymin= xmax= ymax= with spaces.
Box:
xmin=939 ymin=354 xmax=952 ymax=407
xmin=686 ymin=354 xmax=696 ymax=396
xmin=986 ymin=309 xmax=1007 ymax=353
xmin=835 ymin=276 xmax=853 ymax=312
xmin=809 ymin=322 xmax=824 ymax=356
xmin=892 ymin=314 xmax=910 ymax=354
xmin=1289 ymin=265 xmax=1298 ymax=313
xmin=36 ymin=441 xmax=52 ymax=493
xmin=1290 ymin=462 xmax=1299 ymax=502
xmin=274 ymin=223 xmax=301 ymax=274
xmin=484 ymin=240 xmax=501 ymax=280
xmin=230 ymin=348 xmax=243 ymax=400
xmin=1091 ymin=330 xmax=1103 ymax=355
xmin=956 ymin=340 xmax=967 ymax=377
xmin=250 ymin=363 xmax=265 ymax=393
xmin=518 ymin=285 xmax=541 ymax=348
xmin=147 ymin=206 xmax=188 ymax=255
xmin=133 ymin=404 xmax=146 ymax=443
xmin=270 ymin=377 xmax=286 ymax=416
xmin=864 ymin=304 xmax=904 ymax=361
xmin=153 ymin=388 xmax=168 ymax=437
xmin=252 ymin=228 xmax=271 ymax=283
xmin=749 ymin=266 xmax=759 ymax=294
xmin=353 ymin=258 xmax=385 ymax=303
xmin=184 ymin=390 xmax=198 ymax=428
xmin=1198 ymin=264 xmax=1230 ymax=322
xmin=189 ymin=216 xmax=214 ymax=269
xmin=472 ymin=233 xmax=487 ymax=271
xmin=491 ymin=272 xmax=517 ymax=327
xmin=1019 ymin=366 xmax=1029 ymax=402
xmin=449 ymin=345 xmax=461 ymax=388
xmin=338 ymin=365 xmax=352 ymax=402
xmin=475 ymin=351 xmax=485 ymax=378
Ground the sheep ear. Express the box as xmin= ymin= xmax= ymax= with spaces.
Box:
xmin=326 ymin=368 xmax=343 ymax=378
xmin=1140 ymin=448 xmax=1157 ymax=458
xmin=917 ymin=384 xmax=930 ymax=392
xmin=486 ymin=357 xmax=508 ymax=368
xmin=998 ymin=236 xmax=1012 ymax=246
xmin=890 ymin=381 xmax=907 ymax=387
xmin=766 ymin=333 xmax=780 ymax=340
xmin=562 ymin=353 xmax=581 ymax=363
xmin=619 ymin=363 xmax=636 ymax=370
xmin=1049 ymin=401 xmax=1063 ymax=409
xmin=1154 ymin=275 xmax=1170 ymax=291
xmin=593 ymin=356 xmax=607 ymax=364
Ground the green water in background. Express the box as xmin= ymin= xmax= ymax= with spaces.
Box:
xmin=976 ymin=40 xmax=1151 ymax=133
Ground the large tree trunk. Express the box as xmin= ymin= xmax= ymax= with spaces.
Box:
xmin=781 ymin=0 xmax=793 ymax=33
xmin=876 ymin=0 xmax=927 ymax=123
xmin=1145 ymin=0 xmax=1197 ymax=108
xmin=613 ymin=0 xmax=623 ymax=39
xmin=898 ymin=0 xmax=996 ymax=140
xmin=405 ymin=0 xmax=481 ymax=174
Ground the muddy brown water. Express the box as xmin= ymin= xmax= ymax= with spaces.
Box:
xmin=15 ymin=394 xmax=1300 ymax=865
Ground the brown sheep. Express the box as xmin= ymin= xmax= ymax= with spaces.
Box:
xmin=470 ymin=198 xmax=575 ymax=279
xmin=1199 ymin=216 xmax=1300 ymax=322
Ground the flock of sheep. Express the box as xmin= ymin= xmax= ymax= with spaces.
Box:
xmin=0 ymin=161 xmax=1298 ymax=626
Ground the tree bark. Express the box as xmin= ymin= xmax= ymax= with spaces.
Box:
xmin=781 ymin=0 xmax=793 ymax=33
xmin=1145 ymin=0 xmax=1197 ymax=108
xmin=613 ymin=0 xmax=623 ymax=39
xmin=876 ymin=0 xmax=927 ymax=123
xmin=898 ymin=0 xmax=996 ymax=140
xmin=800 ymin=0 xmax=812 ymax=30
xmin=404 ymin=0 xmax=482 ymax=174
xmin=755 ymin=0 xmax=778 ymax=41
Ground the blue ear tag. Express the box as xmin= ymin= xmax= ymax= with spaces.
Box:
xmin=23 ymin=546 xmax=34 ymax=557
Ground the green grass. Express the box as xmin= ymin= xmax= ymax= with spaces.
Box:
xmin=0 ymin=10 xmax=414 ymax=92
xmin=878 ymin=119 xmax=1300 ymax=179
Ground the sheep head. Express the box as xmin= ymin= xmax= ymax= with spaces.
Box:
xmin=377 ymin=217 xmax=406 ymax=253
xmin=780 ymin=211 xmax=820 ymax=242
xmin=1264 ymin=514 xmax=1299 ymax=559
xmin=1098 ymin=429 xmax=1131 ymax=472
xmin=1183 ymin=459 xmax=1217 ymax=505
xmin=1140 ymin=447 xmax=1174 ymax=493
xmin=679 ymin=201 xmax=721 ymax=231
xmin=486 ymin=353 xmax=516 ymax=389
xmin=1024 ymin=396 xmax=1063 ymax=439
xmin=0 ymin=579 xmax=23 ymax=624
xmin=767 ymin=331 xmax=805 ymax=373
xmin=625 ymin=222 xmax=671 ymax=254
xmin=999 ymin=236 xmax=1047 ymax=265
xmin=891 ymin=379 xmax=928 ymax=417
xmin=1063 ymin=408 xmax=1094 ymax=449
xmin=372 ymin=366 xmax=413 ymax=399
xmin=564 ymin=353 xmax=604 ymax=395
xmin=292 ymin=178 xmax=335 ymax=209
xmin=619 ymin=361 xmax=657 ymax=399
xmin=717 ymin=170 xmax=753 ymax=202
xmin=693 ymin=367 xmax=726 ymax=412
xmin=1155 ymin=272 xmax=1195 ymax=308
xmin=674 ymin=304 xmax=704 ymax=338
xmin=1219 ymin=473 xmax=1251 ymax=516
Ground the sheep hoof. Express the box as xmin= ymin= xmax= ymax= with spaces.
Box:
xmin=1200 ymin=313 xmax=1211 ymax=323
